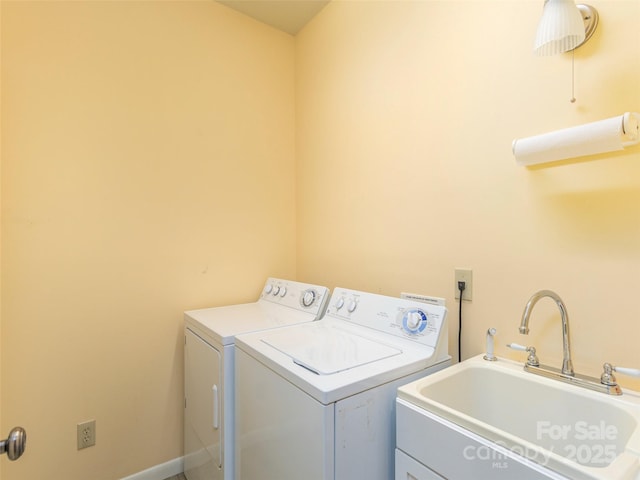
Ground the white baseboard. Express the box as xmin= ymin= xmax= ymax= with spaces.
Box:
xmin=120 ymin=457 xmax=184 ymax=480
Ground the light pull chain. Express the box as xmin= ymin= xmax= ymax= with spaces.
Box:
xmin=570 ymin=49 xmax=576 ymax=103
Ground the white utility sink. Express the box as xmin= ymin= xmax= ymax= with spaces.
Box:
xmin=397 ymin=355 xmax=640 ymax=479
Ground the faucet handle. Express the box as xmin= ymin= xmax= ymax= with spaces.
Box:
xmin=506 ymin=342 xmax=527 ymax=352
xmin=613 ymin=366 xmax=640 ymax=377
xmin=601 ymin=363 xmax=640 ymax=386
xmin=507 ymin=343 xmax=540 ymax=367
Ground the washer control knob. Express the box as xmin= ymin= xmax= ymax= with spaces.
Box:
xmin=264 ymin=284 xmax=273 ymax=295
xmin=335 ymin=297 xmax=345 ymax=310
xmin=406 ymin=312 xmax=422 ymax=330
xmin=402 ymin=309 xmax=428 ymax=334
xmin=272 ymin=286 xmax=280 ymax=296
xmin=302 ymin=289 xmax=316 ymax=307
xmin=347 ymin=298 xmax=358 ymax=313
xmin=279 ymin=287 xmax=287 ymax=297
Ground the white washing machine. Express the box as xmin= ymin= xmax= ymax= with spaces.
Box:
xmin=234 ymin=287 xmax=451 ymax=480
xmin=183 ymin=277 xmax=330 ymax=480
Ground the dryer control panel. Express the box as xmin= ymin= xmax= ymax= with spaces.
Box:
xmin=326 ymin=287 xmax=447 ymax=348
xmin=260 ymin=278 xmax=330 ymax=318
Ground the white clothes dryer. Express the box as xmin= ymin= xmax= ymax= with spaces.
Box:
xmin=183 ymin=278 xmax=329 ymax=480
xmin=234 ymin=287 xmax=451 ymax=480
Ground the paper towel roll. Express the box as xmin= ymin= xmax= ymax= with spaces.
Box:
xmin=512 ymin=112 xmax=640 ymax=166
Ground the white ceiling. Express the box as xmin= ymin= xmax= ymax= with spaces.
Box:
xmin=216 ymin=0 xmax=330 ymax=35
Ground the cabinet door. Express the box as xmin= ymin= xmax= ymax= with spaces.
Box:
xmin=395 ymin=449 xmax=445 ymax=480
xmin=185 ymin=328 xmax=222 ymax=480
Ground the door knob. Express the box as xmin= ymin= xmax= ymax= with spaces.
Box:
xmin=0 ymin=427 xmax=26 ymax=461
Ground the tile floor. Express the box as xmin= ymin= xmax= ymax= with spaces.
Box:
xmin=163 ymin=475 xmax=186 ymax=480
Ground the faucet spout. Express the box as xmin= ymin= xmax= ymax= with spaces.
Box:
xmin=519 ymin=290 xmax=574 ymax=376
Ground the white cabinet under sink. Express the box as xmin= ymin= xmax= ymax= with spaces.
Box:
xmin=395 ymin=398 xmax=567 ymax=480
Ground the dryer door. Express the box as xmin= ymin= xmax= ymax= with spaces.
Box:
xmin=185 ymin=328 xmax=222 ymax=480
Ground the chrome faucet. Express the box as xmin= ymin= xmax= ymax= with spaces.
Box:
xmin=519 ymin=290 xmax=574 ymax=376
xmin=512 ymin=290 xmax=636 ymax=395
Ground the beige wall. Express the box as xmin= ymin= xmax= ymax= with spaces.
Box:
xmin=1 ymin=1 xmax=295 ymax=478
xmin=296 ymin=0 xmax=640 ymax=388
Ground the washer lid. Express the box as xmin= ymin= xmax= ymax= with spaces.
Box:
xmin=262 ymin=323 xmax=402 ymax=375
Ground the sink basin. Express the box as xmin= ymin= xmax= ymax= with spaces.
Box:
xmin=397 ymin=355 xmax=640 ymax=479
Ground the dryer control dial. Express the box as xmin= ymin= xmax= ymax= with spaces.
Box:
xmin=264 ymin=284 xmax=273 ymax=295
xmin=272 ymin=286 xmax=281 ymax=296
xmin=401 ymin=308 xmax=428 ymax=335
xmin=301 ymin=289 xmax=317 ymax=307
xmin=279 ymin=287 xmax=287 ymax=297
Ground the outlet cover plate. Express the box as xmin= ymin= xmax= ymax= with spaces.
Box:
xmin=77 ymin=420 xmax=96 ymax=450
xmin=454 ymin=269 xmax=472 ymax=301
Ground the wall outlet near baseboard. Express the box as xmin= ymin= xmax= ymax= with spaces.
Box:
xmin=77 ymin=420 xmax=96 ymax=450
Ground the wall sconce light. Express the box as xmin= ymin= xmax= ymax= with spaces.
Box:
xmin=533 ymin=0 xmax=599 ymax=102
xmin=534 ymin=0 xmax=599 ymax=56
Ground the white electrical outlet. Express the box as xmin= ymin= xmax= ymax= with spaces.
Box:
xmin=454 ymin=269 xmax=473 ymax=301
xmin=77 ymin=420 xmax=96 ymax=450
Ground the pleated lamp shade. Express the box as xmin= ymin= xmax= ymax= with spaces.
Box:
xmin=534 ymin=0 xmax=585 ymax=56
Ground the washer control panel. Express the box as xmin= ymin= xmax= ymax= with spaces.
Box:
xmin=327 ymin=287 xmax=447 ymax=347
xmin=260 ymin=278 xmax=330 ymax=317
